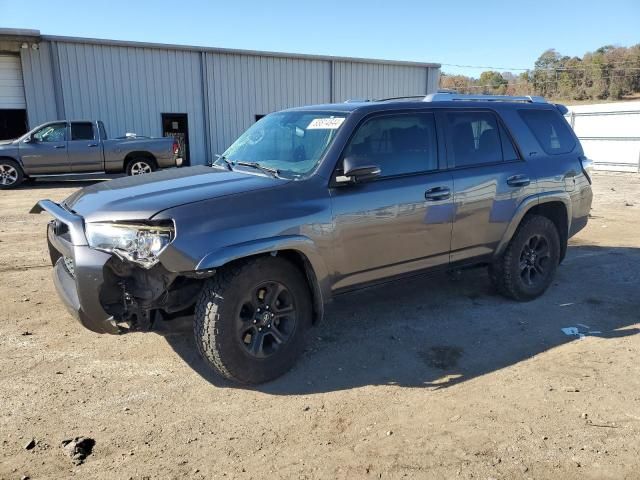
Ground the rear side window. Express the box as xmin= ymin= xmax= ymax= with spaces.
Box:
xmin=445 ymin=111 xmax=515 ymax=167
xmin=343 ymin=113 xmax=438 ymax=177
xmin=71 ymin=122 xmax=95 ymax=141
xmin=519 ymin=109 xmax=576 ymax=155
xmin=98 ymin=121 xmax=107 ymax=140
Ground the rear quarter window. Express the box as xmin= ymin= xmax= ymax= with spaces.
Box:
xmin=518 ymin=109 xmax=576 ymax=155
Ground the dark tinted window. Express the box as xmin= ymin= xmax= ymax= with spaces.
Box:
xmin=446 ymin=111 xmax=505 ymax=167
xmin=499 ymin=123 xmax=519 ymax=161
xmin=71 ymin=122 xmax=95 ymax=140
xmin=519 ymin=109 xmax=576 ymax=155
xmin=98 ymin=121 xmax=107 ymax=140
xmin=344 ymin=113 xmax=438 ymax=177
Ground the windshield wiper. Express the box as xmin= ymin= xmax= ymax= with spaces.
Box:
xmin=234 ymin=161 xmax=281 ymax=178
xmin=214 ymin=154 xmax=233 ymax=171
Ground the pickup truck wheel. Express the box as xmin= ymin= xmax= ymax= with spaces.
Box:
xmin=0 ymin=159 xmax=24 ymax=189
xmin=490 ymin=215 xmax=560 ymax=301
xmin=126 ymin=157 xmax=156 ymax=175
xmin=194 ymin=256 xmax=312 ymax=384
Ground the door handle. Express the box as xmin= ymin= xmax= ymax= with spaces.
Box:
xmin=54 ymin=145 xmax=66 ymax=149
xmin=87 ymin=143 xmax=99 ymax=147
xmin=506 ymin=175 xmax=530 ymax=187
xmin=425 ymin=186 xmax=451 ymax=201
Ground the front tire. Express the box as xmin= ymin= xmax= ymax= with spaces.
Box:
xmin=126 ymin=157 xmax=156 ymax=176
xmin=194 ymin=257 xmax=312 ymax=384
xmin=0 ymin=159 xmax=24 ymax=189
xmin=490 ymin=215 xmax=560 ymax=301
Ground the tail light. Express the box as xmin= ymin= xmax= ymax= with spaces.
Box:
xmin=579 ymin=155 xmax=593 ymax=184
xmin=172 ymin=139 xmax=180 ymax=156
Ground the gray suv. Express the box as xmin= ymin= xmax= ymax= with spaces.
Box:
xmin=33 ymin=93 xmax=593 ymax=384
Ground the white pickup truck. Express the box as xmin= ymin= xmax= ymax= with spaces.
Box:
xmin=0 ymin=120 xmax=182 ymax=188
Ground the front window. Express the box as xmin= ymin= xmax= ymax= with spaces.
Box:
xmin=219 ymin=111 xmax=347 ymax=178
xmin=33 ymin=123 xmax=67 ymax=143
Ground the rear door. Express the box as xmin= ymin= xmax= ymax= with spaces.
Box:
xmin=445 ymin=110 xmax=536 ymax=263
xmin=329 ymin=110 xmax=455 ymax=292
xmin=68 ymin=122 xmax=103 ymax=172
xmin=19 ymin=122 xmax=69 ymax=174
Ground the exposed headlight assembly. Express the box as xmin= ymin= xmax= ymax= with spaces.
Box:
xmin=85 ymin=222 xmax=174 ymax=269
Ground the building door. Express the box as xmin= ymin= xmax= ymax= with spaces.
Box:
xmin=0 ymin=54 xmax=28 ymax=140
xmin=162 ymin=113 xmax=190 ymax=166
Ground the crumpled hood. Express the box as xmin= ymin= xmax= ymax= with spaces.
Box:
xmin=64 ymin=166 xmax=287 ymax=222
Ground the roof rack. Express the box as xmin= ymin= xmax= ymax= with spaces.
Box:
xmin=346 ymin=91 xmax=549 ymax=104
xmin=424 ymin=92 xmax=547 ymax=103
xmin=373 ymin=95 xmax=431 ymax=102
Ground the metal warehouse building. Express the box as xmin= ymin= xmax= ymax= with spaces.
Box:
xmin=0 ymin=28 xmax=441 ymax=165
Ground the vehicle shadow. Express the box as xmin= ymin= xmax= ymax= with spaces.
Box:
xmin=163 ymin=244 xmax=640 ymax=394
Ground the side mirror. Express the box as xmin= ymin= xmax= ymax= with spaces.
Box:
xmin=341 ymin=156 xmax=381 ymax=183
xmin=23 ymin=135 xmax=33 ymax=144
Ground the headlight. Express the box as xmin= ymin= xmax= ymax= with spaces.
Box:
xmin=85 ymin=222 xmax=174 ymax=269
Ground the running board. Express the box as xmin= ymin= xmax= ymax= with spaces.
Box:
xmin=28 ymin=171 xmax=108 ymax=178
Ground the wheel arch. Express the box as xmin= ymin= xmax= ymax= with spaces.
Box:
xmin=123 ymin=151 xmax=157 ymax=170
xmin=494 ymin=192 xmax=572 ymax=262
xmin=194 ymin=235 xmax=330 ymax=324
xmin=0 ymin=155 xmax=22 ymax=167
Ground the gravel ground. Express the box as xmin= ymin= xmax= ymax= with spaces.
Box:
xmin=0 ymin=172 xmax=639 ymax=479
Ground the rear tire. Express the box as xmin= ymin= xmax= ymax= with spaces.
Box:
xmin=490 ymin=215 xmax=560 ymax=301
xmin=0 ymin=159 xmax=24 ymax=189
xmin=194 ymin=256 xmax=312 ymax=384
xmin=126 ymin=157 xmax=156 ymax=176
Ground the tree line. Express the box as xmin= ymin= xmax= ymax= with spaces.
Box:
xmin=440 ymin=44 xmax=640 ymax=101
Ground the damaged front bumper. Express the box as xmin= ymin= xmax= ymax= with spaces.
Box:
xmin=37 ymin=200 xmax=121 ymax=334
xmin=33 ymin=200 xmax=203 ymax=334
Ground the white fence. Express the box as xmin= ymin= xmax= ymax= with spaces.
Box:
xmin=566 ymin=101 xmax=640 ymax=173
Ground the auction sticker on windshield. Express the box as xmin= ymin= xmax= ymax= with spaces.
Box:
xmin=307 ymin=117 xmax=345 ymax=129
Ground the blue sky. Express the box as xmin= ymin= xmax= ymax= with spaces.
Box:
xmin=1 ymin=0 xmax=638 ymax=76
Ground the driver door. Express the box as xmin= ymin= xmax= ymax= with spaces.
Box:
xmin=329 ymin=111 xmax=454 ymax=292
xmin=19 ymin=122 xmax=69 ymax=174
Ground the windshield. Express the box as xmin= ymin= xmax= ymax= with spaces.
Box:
xmin=218 ymin=111 xmax=347 ymax=178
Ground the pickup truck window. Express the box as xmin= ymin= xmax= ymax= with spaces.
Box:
xmin=344 ymin=113 xmax=438 ymax=177
xmin=98 ymin=121 xmax=107 ymax=140
xmin=71 ymin=122 xmax=95 ymax=141
xmin=33 ymin=123 xmax=67 ymax=143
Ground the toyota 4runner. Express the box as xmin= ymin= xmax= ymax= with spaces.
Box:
xmin=33 ymin=92 xmax=593 ymax=384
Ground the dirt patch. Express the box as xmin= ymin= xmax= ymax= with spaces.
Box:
xmin=0 ymin=173 xmax=639 ymax=479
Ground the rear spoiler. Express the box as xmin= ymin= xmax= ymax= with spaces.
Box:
xmin=554 ymin=104 xmax=569 ymax=115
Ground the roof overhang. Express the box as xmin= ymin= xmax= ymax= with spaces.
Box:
xmin=0 ymin=28 xmax=42 ymax=53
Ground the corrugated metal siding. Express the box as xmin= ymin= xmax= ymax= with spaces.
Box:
xmin=54 ymin=41 xmax=207 ymax=163
xmin=205 ymin=53 xmax=331 ymax=154
xmin=427 ymin=67 xmax=440 ymax=94
xmin=20 ymin=45 xmax=58 ymax=125
xmin=333 ymin=62 xmax=430 ymax=102
xmin=18 ymin=37 xmax=440 ymax=165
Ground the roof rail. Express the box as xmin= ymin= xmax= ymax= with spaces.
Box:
xmin=424 ymin=92 xmax=547 ymax=103
xmin=374 ymin=95 xmax=430 ymax=102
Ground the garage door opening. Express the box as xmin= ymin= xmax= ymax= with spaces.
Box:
xmin=0 ymin=54 xmax=27 ymax=140
xmin=0 ymin=109 xmax=27 ymax=140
